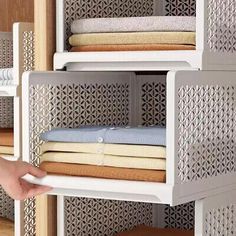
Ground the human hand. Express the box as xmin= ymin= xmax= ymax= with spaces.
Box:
xmin=0 ymin=158 xmax=52 ymax=200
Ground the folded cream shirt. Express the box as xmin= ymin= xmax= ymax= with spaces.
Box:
xmin=40 ymin=152 xmax=166 ymax=170
xmin=40 ymin=142 xmax=166 ymax=158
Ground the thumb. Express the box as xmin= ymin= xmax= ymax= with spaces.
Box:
xmin=25 ymin=163 xmax=47 ymax=178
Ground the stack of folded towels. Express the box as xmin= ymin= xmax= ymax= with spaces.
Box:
xmin=0 ymin=128 xmax=14 ymax=158
xmin=69 ymin=16 xmax=196 ymax=52
xmin=115 ymin=225 xmax=194 ymax=236
xmin=0 ymin=68 xmax=13 ymax=86
xmin=39 ymin=126 xmax=167 ymax=183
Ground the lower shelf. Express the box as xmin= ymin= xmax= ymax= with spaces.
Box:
xmin=24 ymin=174 xmax=173 ymax=204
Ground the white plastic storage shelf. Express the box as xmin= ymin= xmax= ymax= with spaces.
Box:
xmin=23 ymin=70 xmax=236 ymax=206
xmin=54 ymin=0 xmax=236 ymax=71
xmin=55 ymin=190 xmax=236 ymax=236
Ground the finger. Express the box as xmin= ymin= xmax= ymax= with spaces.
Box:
xmin=27 ymin=165 xmax=47 ymax=178
xmin=26 ymin=185 xmax=53 ymax=199
xmin=19 ymin=179 xmax=35 ymax=191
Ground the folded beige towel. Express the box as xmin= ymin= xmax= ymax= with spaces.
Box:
xmin=69 ymin=32 xmax=196 ymax=47
xmin=40 ymin=152 xmax=166 ymax=170
xmin=40 ymin=142 xmax=166 ymax=158
xmin=40 ymin=162 xmax=166 ymax=182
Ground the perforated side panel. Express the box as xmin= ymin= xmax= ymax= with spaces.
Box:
xmin=0 ymin=97 xmax=14 ymax=128
xmin=164 ymin=0 xmax=196 ymax=16
xmin=0 ymin=187 xmax=14 ymax=221
xmin=163 ymin=202 xmax=194 ymax=230
xmin=205 ymin=204 xmax=236 ymax=236
xmin=137 ymin=75 xmax=166 ymax=127
xmin=23 ymin=31 xmax=35 ymax=72
xmin=208 ymin=0 xmax=236 ymax=53
xmin=177 ymin=85 xmax=236 ymax=183
xmin=64 ymin=0 xmax=154 ymax=50
xmin=64 ymin=197 xmax=152 ymax=236
xmin=0 ymin=36 xmax=13 ymax=68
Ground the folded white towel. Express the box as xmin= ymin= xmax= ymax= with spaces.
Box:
xmin=0 ymin=68 xmax=13 ymax=85
xmin=71 ymin=16 xmax=196 ymax=34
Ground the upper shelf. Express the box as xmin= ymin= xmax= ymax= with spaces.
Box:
xmin=54 ymin=50 xmax=202 ymax=71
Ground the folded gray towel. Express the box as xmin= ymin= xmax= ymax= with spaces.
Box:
xmin=71 ymin=16 xmax=196 ymax=34
xmin=41 ymin=126 xmax=166 ymax=146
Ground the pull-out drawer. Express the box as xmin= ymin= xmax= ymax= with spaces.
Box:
xmin=22 ymin=70 xmax=236 ymax=206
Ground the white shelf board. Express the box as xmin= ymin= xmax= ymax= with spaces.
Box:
xmin=0 ymin=85 xmax=19 ymax=97
xmin=24 ymin=174 xmax=173 ymax=204
xmin=54 ymin=50 xmax=202 ymax=71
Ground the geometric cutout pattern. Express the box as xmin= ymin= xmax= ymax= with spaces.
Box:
xmin=177 ymin=85 xmax=236 ymax=183
xmin=0 ymin=97 xmax=14 ymax=128
xmin=23 ymin=31 xmax=35 ymax=72
xmin=163 ymin=202 xmax=195 ymax=230
xmin=0 ymin=187 xmax=14 ymax=221
xmin=208 ymin=0 xmax=236 ymax=53
xmin=64 ymin=0 xmax=154 ymax=50
xmin=24 ymin=197 xmax=36 ymax=236
xmin=205 ymin=204 xmax=236 ymax=236
xmin=164 ymin=0 xmax=196 ymax=16
xmin=64 ymin=197 xmax=152 ymax=236
xmin=140 ymin=80 xmax=166 ymax=127
xmin=0 ymin=37 xmax=13 ymax=68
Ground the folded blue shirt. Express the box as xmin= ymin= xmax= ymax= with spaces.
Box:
xmin=40 ymin=126 xmax=166 ymax=146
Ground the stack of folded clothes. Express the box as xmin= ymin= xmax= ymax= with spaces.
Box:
xmin=115 ymin=225 xmax=194 ymax=236
xmin=69 ymin=16 xmax=196 ymax=52
xmin=39 ymin=126 xmax=167 ymax=182
xmin=0 ymin=128 xmax=14 ymax=158
xmin=0 ymin=68 xmax=13 ymax=86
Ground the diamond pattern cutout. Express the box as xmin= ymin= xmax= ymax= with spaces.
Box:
xmin=164 ymin=202 xmax=195 ymax=230
xmin=0 ymin=97 xmax=14 ymax=128
xmin=205 ymin=204 xmax=236 ymax=236
xmin=0 ymin=187 xmax=14 ymax=221
xmin=177 ymin=85 xmax=236 ymax=183
xmin=64 ymin=197 xmax=152 ymax=236
xmin=208 ymin=0 xmax=236 ymax=52
xmin=164 ymin=0 xmax=196 ymax=16
xmin=23 ymin=31 xmax=35 ymax=72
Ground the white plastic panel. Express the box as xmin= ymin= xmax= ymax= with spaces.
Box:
xmin=195 ymin=190 xmax=236 ymax=236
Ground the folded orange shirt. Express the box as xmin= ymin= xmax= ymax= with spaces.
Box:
xmin=115 ymin=225 xmax=194 ymax=236
xmin=40 ymin=162 xmax=166 ymax=182
xmin=70 ymin=44 xmax=196 ymax=52
xmin=0 ymin=128 xmax=14 ymax=147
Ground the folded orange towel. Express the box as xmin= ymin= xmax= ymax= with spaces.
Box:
xmin=115 ymin=225 xmax=194 ymax=236
xmin=0 ymin=128 xmax=14 ymax=147
xmin=0 ymin=217 xmax=14 ymax=236
xmin=70 ymin=44 xmax=196 ymax=52
xmin=40 ymin=162 xmax=166 ymax=182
